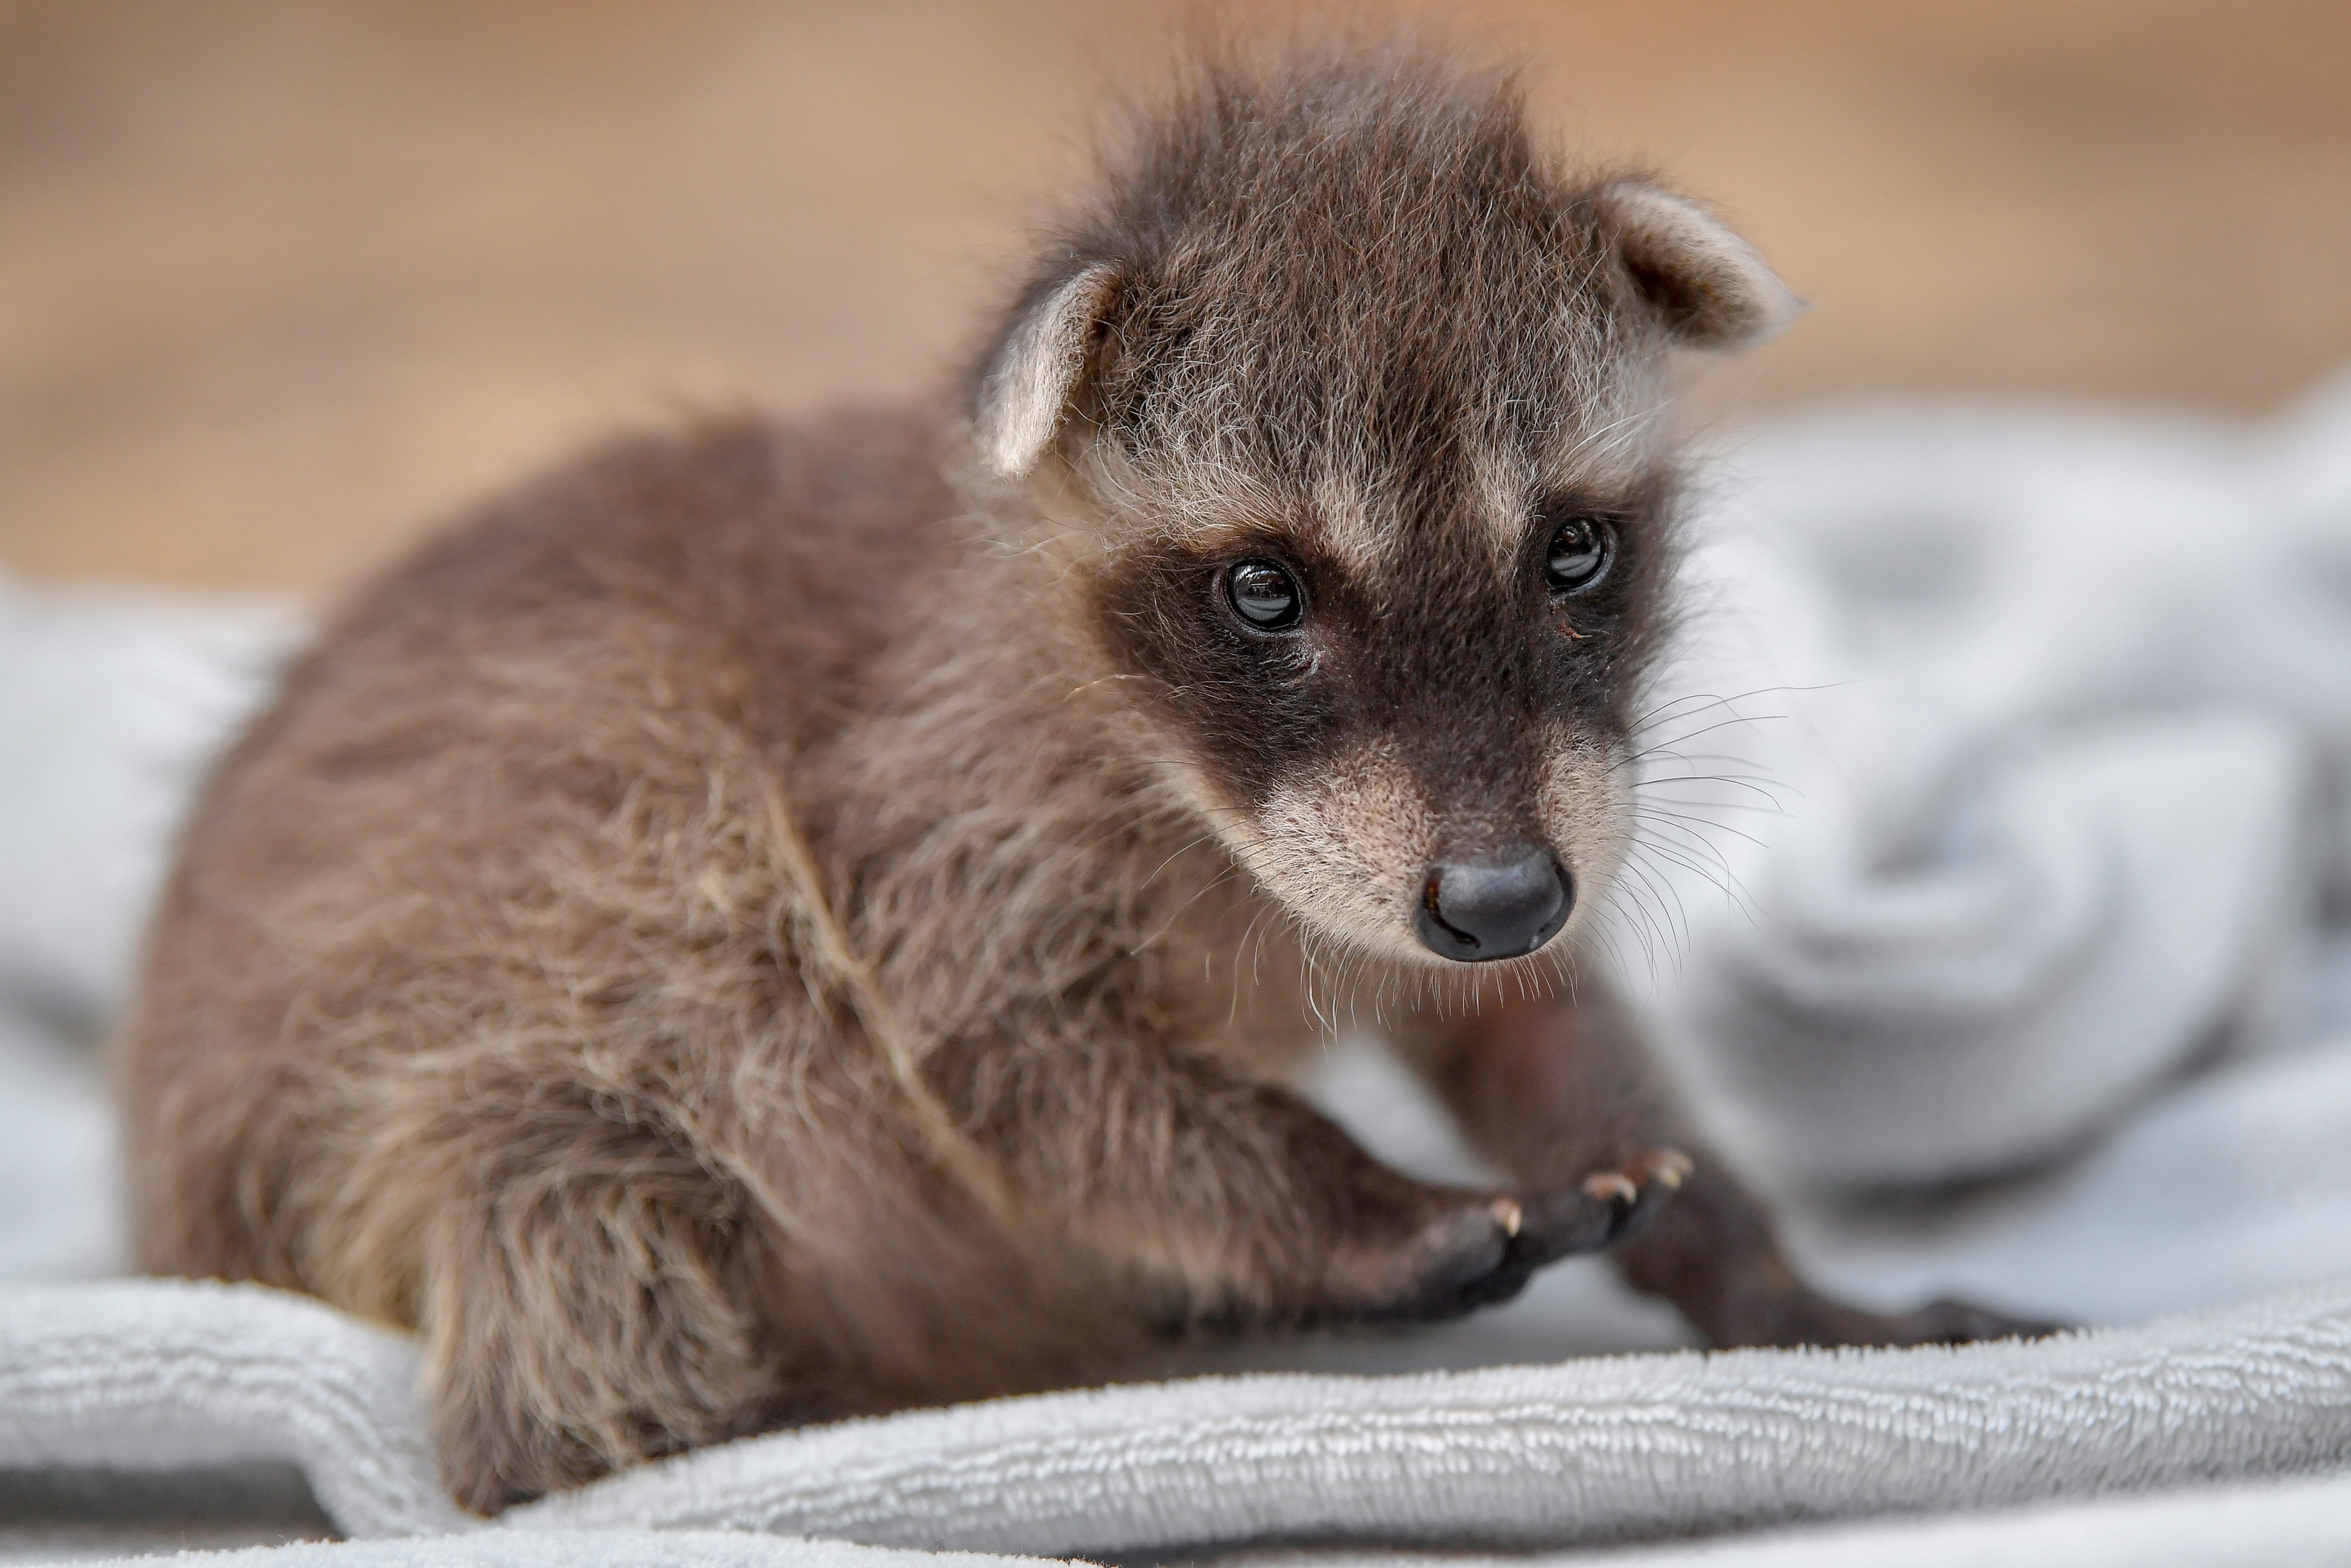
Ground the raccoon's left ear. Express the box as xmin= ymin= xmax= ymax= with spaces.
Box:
xmin=1594 ymin=182 xmax=1801 ymax=351
xmin=975 ymin=261 xmax=1124 ymax=479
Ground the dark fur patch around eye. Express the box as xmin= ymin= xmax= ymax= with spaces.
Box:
xmin=1091 ymin=534 xmax=1347 ymax=806
xmin=1087 ymin=474 xmax=1672 ymax=819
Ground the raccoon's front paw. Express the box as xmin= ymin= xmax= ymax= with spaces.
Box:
xmin=1330 ymin=1147 xmax=1691 ymax=1325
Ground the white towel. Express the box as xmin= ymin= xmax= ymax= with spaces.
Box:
xmin=7 ymin=1274 xmax=2351 ymax=1560
xmin=55 ymin=1477 xmax=2351 ymax=1568
xmin=1634 ymin=376 xmax=2351 ymax=1188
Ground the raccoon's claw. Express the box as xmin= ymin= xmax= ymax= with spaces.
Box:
xmin=1580 ymin=1146 xmax=1689 ymax=1246
xmin=1343 ymin=1148 xmax=1692 ymax=1325
xmin=1501 ymin=1145 xmax=1688 ymax=1271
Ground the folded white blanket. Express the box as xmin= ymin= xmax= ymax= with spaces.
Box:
xmin=9 ymin=373 xmax=2351 ymax=1566
xmin=67 ymin=1538 xmax=1062 ymax=1568
xmin=61 ymin=1473 xmax=2351 ymax=1568
xmin=9 ymin=1274 xmax=2351 ymax=1560
xmin=1638 ymin=376 xmax=2351 ymax=1188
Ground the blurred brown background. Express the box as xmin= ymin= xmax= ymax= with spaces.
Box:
xmin=4 ymin=0 xmax=2348 ymax=600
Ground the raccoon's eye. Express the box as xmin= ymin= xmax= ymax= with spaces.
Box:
xmin=1225 ymin=560 xmax=1303 ymax=631
xmin=1543 ymin=515 xmax=1614 ymax=595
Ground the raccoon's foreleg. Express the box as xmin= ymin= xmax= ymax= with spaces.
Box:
xmin=1420 ymin=983 xmax=2060 ymax=1348
xmin=924 ymin=1028 xmax=1651 ymax=1327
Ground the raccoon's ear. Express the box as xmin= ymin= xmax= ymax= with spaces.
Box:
xmin=1595 ymin=182 xmax=1801 ymax=351
xmin=975 ymin=262 xmax=1124 ymax=479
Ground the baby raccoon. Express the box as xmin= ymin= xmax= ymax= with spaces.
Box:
xmin=121 ymin=41 xmax=2043 ymax=1513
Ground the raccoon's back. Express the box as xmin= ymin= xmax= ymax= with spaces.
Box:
xmin=118 ymin=407 xmax=960 ymax=1285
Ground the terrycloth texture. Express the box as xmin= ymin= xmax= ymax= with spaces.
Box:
xmin=9 ymin=373 xmax=2351 ymax=1564
xmin=1637 ymin=376 xmax=2351 ymax=1188
xmin=58 ymin=1475 xmax=2351 ymax=1568
xmin=7 ymin=1274 xmax=2351 ymax=1559
xmin=1247 ymin=1470 xmax=2351 ymax=1568
xmin=69 ymin=1538 xmax=1067 ymax=1568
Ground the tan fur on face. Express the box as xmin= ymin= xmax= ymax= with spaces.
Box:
xmin=1538 ymin=726 xmax=1636 ymax=944
xmin=1538 ymin=349 xmax=1676 ymax=498
xmin=1213 ymin=726 xmax=1631 ymax=979
xmin=1236 ymin=737 xmax=1440 ymax=964
xmin=1309 ymin=468 xmax=1386 ymax=580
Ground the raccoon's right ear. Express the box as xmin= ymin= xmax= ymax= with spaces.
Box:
xmin=974 ymin=262 xmax=1124 ymax=480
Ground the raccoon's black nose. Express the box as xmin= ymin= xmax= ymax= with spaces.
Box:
xmin=1414 ymin=850 xmax=1572 ymax=962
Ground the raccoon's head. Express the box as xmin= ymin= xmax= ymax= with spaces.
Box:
xmin=973 ymin=46 xmax=1794 ymax=971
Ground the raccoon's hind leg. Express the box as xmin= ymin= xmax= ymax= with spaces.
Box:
xmin=375 ymin=1089 xmax=796 ymax=1513
xmin=1415 ymin=983 xmax=2062 ymax=1348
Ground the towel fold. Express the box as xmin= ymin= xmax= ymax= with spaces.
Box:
xmin=1636 ymin=375 xmax=2351 ymax=1188
xmin=8 ymin=1275 xmax=2351 ymax=1560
